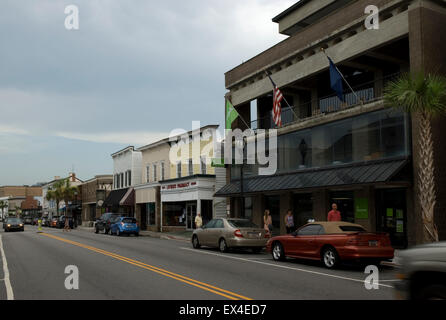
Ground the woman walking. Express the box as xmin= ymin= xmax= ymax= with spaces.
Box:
xmin=63 ymin=216 xmax=70 ymax=232
xmin=264 ymin=209 xmax=273 ymax=236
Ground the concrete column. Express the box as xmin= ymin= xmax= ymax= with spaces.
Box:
xmin=313 ymin=190 xmax=329 ymax=221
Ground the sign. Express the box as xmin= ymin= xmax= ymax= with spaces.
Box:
xmin=355 ymin=198 xmax=368 ymax=219
xmin=211 ymin=158 xmax=225 ymax=168
xmin=396 ymin=209 xmax=403 ymax=219
xmin=386 ymin=208 xmax=393 ymax=217
xmin=396 ymin=220 xmax=404 ymax=233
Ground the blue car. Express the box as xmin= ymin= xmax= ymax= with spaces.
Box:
xmin=110 ymin=217 xmax=140 ymax=236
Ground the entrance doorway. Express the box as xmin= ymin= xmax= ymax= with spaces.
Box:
xmin=376 ymin=188 xmax=407 ymax=248
xmin=293 ymin=193 xmax=313 ymax=228
xmin=186 ymin=203 xmax=197 ymax=230
xmin=265 ymin=195 xmax=280 ymax=236
xmin=329 ymin=191 xmax=355 ymax=222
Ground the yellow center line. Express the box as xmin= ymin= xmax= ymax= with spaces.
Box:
xmin=40 ymin=232 xmax=252 ymax=300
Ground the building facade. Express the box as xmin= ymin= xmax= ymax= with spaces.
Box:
xmin=81 ymin=175 xmax=113 ymax=226
xmin=104 ymin=146 xmax=142 ymax=216
xmin=216 ymin=0 xmax=446 ymax=247
xmin=0 ymin=185 xmax=42 ymax=219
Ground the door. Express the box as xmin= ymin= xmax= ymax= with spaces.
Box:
xmin=287 ymin=224 xmax=322 ymax=257
xmin=199 ymin=219 xmax=216 ymax=246
xmin=376 ymin=188 xmax=407 ymax=248
xmin=186 ymin=203 xmax=197 ymax=230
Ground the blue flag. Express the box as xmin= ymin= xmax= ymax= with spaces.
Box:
xmin=328 ymin=57 xmax=345 ymax=102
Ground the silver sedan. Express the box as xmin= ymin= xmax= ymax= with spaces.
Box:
xmin=191 ymin=218 xmax=268 ymax=253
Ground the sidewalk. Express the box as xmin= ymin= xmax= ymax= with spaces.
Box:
xmin=76 ymin=226 xmax=192 ymax=242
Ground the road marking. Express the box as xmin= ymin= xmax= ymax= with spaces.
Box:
xmin=40 ymin=232 xmax=251 ymax=300
xmin=180 ymin=247 xmax=394 ymax=289
xmin=0 ymin=235 xmax=14 ymax=300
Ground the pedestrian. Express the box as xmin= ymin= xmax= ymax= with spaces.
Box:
xmin=195 ymin=212 xmax=203 ymax=229
xmin=284 ymin=209 xmax=295 ymax=234
xmin=327 ymin=203 xmax=342 ymax=221
xmin=264 ymin=209 xmax=273 ymax=235
xmin=63 ymin=216 xmax=70 ymax=232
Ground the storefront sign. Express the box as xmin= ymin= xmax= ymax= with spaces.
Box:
xmin=386 ymin=208 xmax=393 ymax=217
xmin=396 ymin=220 xmax=404 ymax=233
xmin=396 ymin=209 xmax=403 ymax=219
xmin=355 ymin=198 xmax=368 ymax=219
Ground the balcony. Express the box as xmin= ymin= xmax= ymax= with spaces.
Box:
xmin=251 ymin=72 xmax=400 ymax=130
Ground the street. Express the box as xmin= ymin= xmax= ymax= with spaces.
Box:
xmin=0 ymin=226 xmax=397 ymax=300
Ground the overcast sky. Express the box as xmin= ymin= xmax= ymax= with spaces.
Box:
xmin=0 ymin=0 xmax=294 ymax=185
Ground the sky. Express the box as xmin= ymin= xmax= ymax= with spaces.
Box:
xmin=0 ymin=0 xmax=294 ymax=185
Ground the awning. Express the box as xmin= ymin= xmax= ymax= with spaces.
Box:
xmin=103 ymin=188 xmax=130 ymax=206
xmin=215 ymin=159 xmax=409 ymax=197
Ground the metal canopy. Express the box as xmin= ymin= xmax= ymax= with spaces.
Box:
xmin=214 ymin=159 xmax=409 ymax=197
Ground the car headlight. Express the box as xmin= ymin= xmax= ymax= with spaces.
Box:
xmin=7 ymin=224 xmax=11 ymax=227
xmin=19 ymin=224 xmax=23 ymax=227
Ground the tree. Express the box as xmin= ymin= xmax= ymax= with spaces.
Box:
xmin=384 ymin=72 xmax=446 ymax=242
xmin=0 ymin=200 xmax=7 ymax=219
xmin=60 ymin=178 xmax=79 ymax=218
xmin=46 ymin=179 xmax=65 ymax=217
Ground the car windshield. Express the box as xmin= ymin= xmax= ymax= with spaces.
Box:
xmin=339 ymin=225 xmax=366 ymax=232
xmin=122 ymin=218 xmax=136 ymax=224
xmin=227 ymin=220 xmax=259 ymax=228
xmin=7 ymin=218 xmax=21 ymax=223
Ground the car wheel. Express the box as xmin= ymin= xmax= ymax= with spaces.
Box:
xmin=272 ymin=242 xmax=285 ymax=261
xmin=417 ymin=285 xmax=446 ymax=300
xmin=104 ymin=228 xmax=109 ymax=235
xmin=219 ymin=238 xmax=228 ymax=253
xmin=95 ymin=227 xmax=99 ymax=234
xmin=116 ymin=229 xmax=120 ymax=236
xmin=322 ymin=247 xmax=339 ymax=269
xmin=134 ymin=232 xmax=139 ymax=237
xmin=192 ymin=235 xmax=201 ymax=249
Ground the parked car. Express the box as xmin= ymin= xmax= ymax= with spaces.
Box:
xmin=110 ymin=217 xmax=139 ymax=236
xmin=95 ymin=213 xmax=120 ymax=234
xmin=50 ymin=216 xmax=59 ymax=228
xmin=41 ymin=217 xmax=50 ymax=227
xmin=31 ymin=217 xmax=39 ymax=225
xmin=3 ymin=217 xmax=24 ymax=232
xmin=393 ymin=242 xmax=446 ymax=300
xmin=266 ymin=221 xmax=394 ymax=268
xmin=23 ymin=216 xmax=33 ymax=225
xmin=56 ymin=215 xmax=74 ymax=229
xmin=192 ymin=218 xmax=268 ymax=253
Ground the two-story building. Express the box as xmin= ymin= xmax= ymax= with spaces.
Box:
xmin=216 ymin=0 xmax=446 ymax=247
xmin=104 ymin=146 xmax=142 ymax=216
xmin=81 ymin=175 xmax=113 ymax=226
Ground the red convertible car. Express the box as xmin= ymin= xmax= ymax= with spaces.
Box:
xmin=266 ymin=221 xmax=394 ymax=268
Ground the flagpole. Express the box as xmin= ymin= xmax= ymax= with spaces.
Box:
xmin=226 ymin=98 xmax=252 ymax=130
xmin=320 ymin=48 xmax=362 ymax=104
xmin=264 ymin=70 xmax=299 ymax=120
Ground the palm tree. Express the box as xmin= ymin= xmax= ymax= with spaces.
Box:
xmin=60 ymin=178 xmax=79 ymax=218
xmin=46 ymin=179 xmax=65 ymax=217
xmin=384 ymin=72 xmax=446 ymax=243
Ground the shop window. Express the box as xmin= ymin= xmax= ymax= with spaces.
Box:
xmin=177 ymin=163 xmax=182 ymax=178
xmin=329 ymin=191 xmax=355 ymax=223
xmin=163 ymin=202 xmax=186 ymax=226
xmin=147 ymin=203 xmax=156 ymax=226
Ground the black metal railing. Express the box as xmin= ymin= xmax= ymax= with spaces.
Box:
xmin=250 ymin=72 xmax=400 ymax=130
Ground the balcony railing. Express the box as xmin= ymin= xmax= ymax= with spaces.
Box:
xmin=251 ymin=72 xmax=400 ymax=130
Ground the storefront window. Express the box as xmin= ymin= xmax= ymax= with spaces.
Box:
xmin=147 ymin=203 xmax=155 ymax=226
xmin=163 ymin=202 xmax=186 ymax=226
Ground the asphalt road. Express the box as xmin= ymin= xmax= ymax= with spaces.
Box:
xmin=0 ymin=225 xmax=398 ymax=300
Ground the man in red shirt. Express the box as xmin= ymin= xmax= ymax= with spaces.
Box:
xmin=327 ymin=203 xmax=342 ymax=221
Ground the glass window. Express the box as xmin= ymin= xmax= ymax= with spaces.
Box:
xmin=339 ymin=225 xmax=366 ymax=232
xmin=146 ymin=166 xmax=150 ymax=183
xmin=177 ymin=163 xmax=182 ymax=178
xmin=147 ymin=203 xmax=156 ymax=226
xmin=188 ymin=159 xmax=193 ymax=176
xmin=201 ymin=157 xmax=206 ymax=174
xmin=227 ymin=219 xmax=259 ymax=228
xmin=153 ymin=164 xmax=157 ymax=181
xmin=161 ymin=162 xmax=165 ymax=180
xmin=122 ymin=218 xmax=136 ymax=224
xmin=163 ymin=202 xmax=186 ymax=226
xmin=204 ymin=219 xmax=216 ymax=229
xmin=128 ymin=170 xmax=131 ymax=186
xmin=298 ymin=224 xmax=323 ymax=235
xmin=214 ymin=219 xmax=224 ymax=228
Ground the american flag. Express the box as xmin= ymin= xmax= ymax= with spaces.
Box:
xmin=272 ymin=86 xmax=283 ymax=127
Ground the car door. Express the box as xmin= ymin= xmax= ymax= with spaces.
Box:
xmin=287 ymin=224 xmax=323 ymax=257
xmin=199 ymin=219 xmax=216 ymax=246
xmin=210 ymin=219 xmax=225 ymax=247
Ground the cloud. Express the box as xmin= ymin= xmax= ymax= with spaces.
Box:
xmin=56 ymin=130 xmax=169 ymax=146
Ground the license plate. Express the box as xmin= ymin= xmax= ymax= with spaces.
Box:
xmin=369 ymin=240 xmax=378 ymax=247
xmin=248 ymin=232 xmax=260 ymax=238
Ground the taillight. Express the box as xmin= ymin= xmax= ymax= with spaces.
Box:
xmin=234 ymin=229 xmax=243 ymax=238
xmin=346 ymin=237 xmax=361 ymax=246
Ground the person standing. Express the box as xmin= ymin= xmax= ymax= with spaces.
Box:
xmin=195 ymin=212 xmax=203 ymax=229
xmin=327 ymin=203 xmax=342 ymax=221
xmin=63 ymin=216 xmax=70 ymax=232
xmin=264 ymin=209 xmax=273 ymax=235
xmin=284 ymin=209 xmax=295 ymax=234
